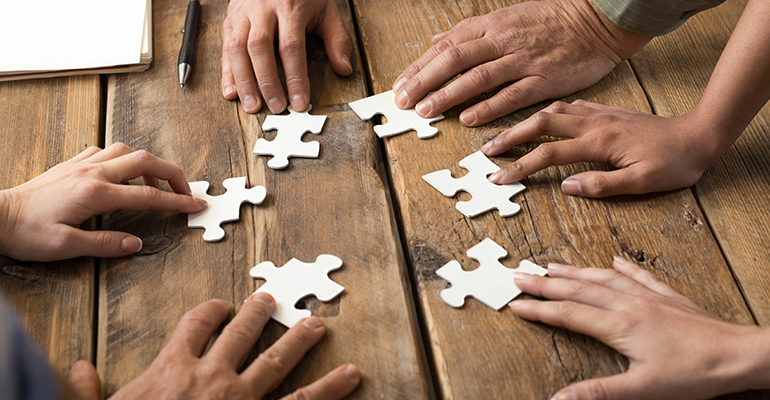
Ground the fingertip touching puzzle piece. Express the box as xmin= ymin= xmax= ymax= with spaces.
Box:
xmin=254 ymin=105 xmax=327 ymax=169
xmin=348 ymin=90 xmax=443 ymax=139
xmin=188 ymin=177 xmax=266 ymax=242
xmin=437 ymin=238 xmax=547 ymax=310
xmin=423 ymin=151 xmax=526 ymax=217
xmin=250 ymin=254 xmax=345 ymax=327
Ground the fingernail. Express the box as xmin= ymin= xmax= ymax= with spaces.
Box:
xmin=223 ymin=84 xmax=236 ymax=97
xmin=512 ymin=272 xmax=529 ymax=281
xmin=122 ymin=236 xmax=142 ymax=253
xmin=460 ymin=109 xmax=477 ymax=125
xmin=415 ymin=99 xmax=432 ymax=116
xmin=395 ymin=90 xmax=409 ymax=107
xmin=291 ymin=94 xmax=307 ymax=111
xmin=547 ymin=263 xmax=564 ymax=272
xmin=393 ymin=76 xmax=407 ymax=92
xmin=551 ymin=390 xmax=576 ymax=400
xmin=252 ymin=292 xmax=274 ymax=304
xmin=242 ymin=95 xmax=257 ymax=112
xmin=268 ymin=97 xmax=284 ymax=113
xmin=194 ymin=198 xmax=208 ymax=207
xmin=341 ymin=54 xmax=352 ymax=72
xmin=303 ymin=316 xmax=323 ymax=330
xmin=614 ymin=256 xmax=629 ymax=264
xmin=481 ymin=140 xmax=494 ymax=153
xmin=508 ymin=300 xmax=523 ymax=309
xmin=561 ymin=178 xmax=582 ymax=196
xmin=70 ymin=361 xmax=84 ymax=374
xmin=345 ymin=364 xmax=361 ymax=379
xmin=488 ymin=169 xmax=505 ymax=184
xmin=186 ymin=182 xmax=192 ymax=195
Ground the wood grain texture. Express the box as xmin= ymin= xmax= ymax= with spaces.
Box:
xmin=628 ymin=0 xmax=770 ymax=325
xmin=352 ymin=0 xmax=756 ymax=398
xmin=0 ymin=75 xmax=99 ymax=373
xmin=100 ymin=0 xmax=431 ymax=398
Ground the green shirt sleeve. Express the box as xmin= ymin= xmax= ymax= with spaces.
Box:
xmin=591 ymin=0 xmax=726 ymax=37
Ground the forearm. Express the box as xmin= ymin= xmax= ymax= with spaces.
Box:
xmin=691 ymin=0 xmax=770 ymax=155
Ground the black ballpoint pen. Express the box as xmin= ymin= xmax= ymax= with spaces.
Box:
xmin=178 ymin=0 xmax=201 ymax=88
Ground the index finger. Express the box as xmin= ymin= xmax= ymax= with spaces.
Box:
xmin=100 ymin=150 xmax=191 ymax=195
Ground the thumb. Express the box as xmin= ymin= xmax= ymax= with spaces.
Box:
xmin=69 ymin=360 xmax=101 ymax=400
xmin=561 ymin=168 xmax=643 ymax=198
xmin=317 ymin=5 xmax=353 ymax=76
xmin=58 ymin=227 xmax=143 ymax=259
xmin=551 ymin=373 xmax=645 ymax=400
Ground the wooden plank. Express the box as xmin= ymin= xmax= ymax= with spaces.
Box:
xmin=352 ymin=0 xmax=757 ymax=398
xmin=99 ymin=0 xmax=431 ymax=397
xmin=628 ymin=0 xmax=770 ymax=325
xmin=0 ymin=75 xmax=100 ymax=374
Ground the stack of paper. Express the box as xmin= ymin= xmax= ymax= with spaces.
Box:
xmin=0 ymin=0 xmax=152 ymax=82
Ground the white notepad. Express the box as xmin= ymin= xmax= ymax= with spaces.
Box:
xmin=0 ymin=0 xmax=152 ymax=81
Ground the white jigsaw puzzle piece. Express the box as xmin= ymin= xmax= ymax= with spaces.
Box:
xmin=436 ymin=238 xmax=547 ymax=310
xmin=254 ymin=105 xmax=327 ymax=169
xmin=423 ymin=151 xmax=526 ymax=217
xmin=250 ymin=255 xmax=345 ymax=327
xmin=188 ymin=177 xmax=266 ymax=242
xmin=348 ymin=90 xmax=443 ymax=139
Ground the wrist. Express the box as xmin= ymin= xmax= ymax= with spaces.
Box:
xmin=686 ymin=104 xmax=745 ymax=165
xmin=0 ymin=189 xmax=18 ymax=257
xmin=560 ymin=0 xmax=652 ymax=62
xmin=717 ymin=325 xmax=770 ymax=393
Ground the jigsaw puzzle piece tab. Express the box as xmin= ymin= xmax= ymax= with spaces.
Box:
xmin=188 ymin=177 xmax=266 ymax=242
xmin=423 ymin=151 xmax=526 ymax=218
xmin=254 ymin=105 xmax=327 ymax=169
xmin=348 ymin=90 xmax=443 ymax=139
xmin=436 ymin=238 xmax=546 ymax=310
xmin=250 ymin=255 xmax=344 ymax=327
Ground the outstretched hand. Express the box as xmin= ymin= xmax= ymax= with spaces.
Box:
xmin=482 ymin=100 xmax=726 ymax=198
xmin=67 ymin=295 xmax=360 ymax=400
xmin=221 ymin=0 xmax=353 ymax=114
xmin=392 ymin=0 xmax=650 ymax=126
xmin=511 ymin=257 xmax=769 ymax=400
xmin=0 ymin=143 xmax=206 ymax=261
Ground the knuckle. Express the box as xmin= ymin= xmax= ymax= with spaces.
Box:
xmin=564 ymin=280 xmax=589 ymax=298
xmin=256 ymin=349 xmax=287 ymax=374
xmin=138 ymin=185 xmax=163 ymax=203
xmin=286 ymin=388 xmax=313 ymax=400
xmin=499 ymin=84 xmax=527 ymax=107
xmin=585 ymin=379 xmax=612 ymax=400
xmin=441 ymin=46 xmax=469 ymax=67
xmin=587 ymin=174 xmax=616 ymax=196
xmin=226 ymin=36 xmax=248 ymax=55
xmin=109 ymin=142 xmax=132 ymax=152
xmin=278 ymin=37 xmax=303 ymax=55
xmin=179 ymin=309 xmax=220 ymax=330
xmin=464 ymin=65 xmax=493 ymax=88
xmin=547 ymin=101 xmax=569 ymax=113
xmin=49 ymin=226 xmax=74 ymax=253
xmin=532 ymin=142 xmax=558 ymax=163
xmin=130 ymin=149 xmax=153 ymax=163
xmin=247 ymin=34 xmax=274 ymax=54
xmin=222 ymin=324 xmax=256 ymax=343
xmin=194 ymin=362 xmax=228 ymax=384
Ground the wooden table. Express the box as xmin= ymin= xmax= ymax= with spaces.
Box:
xmin=2 ymin=0 xmax=769 ymax=398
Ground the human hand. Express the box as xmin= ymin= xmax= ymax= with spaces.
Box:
xmin=510 ymin=257 xmax=770 ymax=400
xmin=66 ymin=295 xmax=360 ymax=400
xmin=391 ymin=0 xmax=650 ymax=126
xmin=481 ymin=100 xmax=727 ymax=198
xmin=0 ymin=143 xmax=206 ymax=261
xmin=221 ymin=0 xmax=353 ymax=114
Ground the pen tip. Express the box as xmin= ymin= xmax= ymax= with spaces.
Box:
xmin=180 ymin=83 xmax=184 ymax=88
